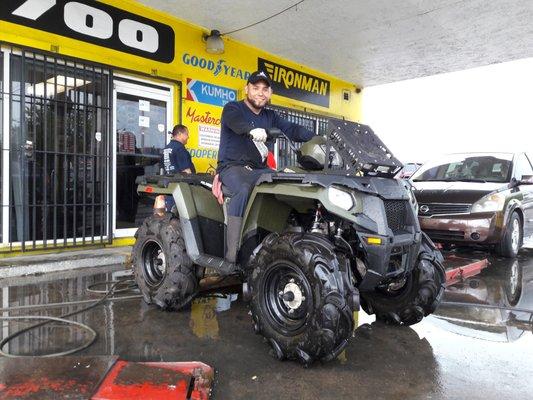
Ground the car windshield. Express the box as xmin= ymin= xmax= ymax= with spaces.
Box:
xmin=411 ymin=154 xmax=513 ymax=183
xmin=402 ymin=164 xmax=420 ymax=174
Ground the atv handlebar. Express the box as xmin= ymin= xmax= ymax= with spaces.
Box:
xmin=247 ymin=128 xmax=299 ymax=153
xmin=263 ymin=128 xmax=299 ymax=153
xmin=266 ymin=128 xmax=283 ymax=140
xmin=247 ymin=127 xmax=284 ymax=141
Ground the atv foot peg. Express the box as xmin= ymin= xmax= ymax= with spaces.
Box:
xmin=216 ymin=259 xmax=241 ymax=276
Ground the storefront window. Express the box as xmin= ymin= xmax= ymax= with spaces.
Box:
xmin=8 ymin=51 xmax=110 ymax=247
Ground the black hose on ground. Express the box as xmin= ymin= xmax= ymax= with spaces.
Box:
xmin=0 ymin=278 xmax=232 ymax=358
xmin=0 ymin=294 xmax=143 ymax=312
xmin=0 ymin=315 xmax=98 ymax=357
xmin=86 ymin=280 xmax=137 ymax=294
xmin=0 ymin=279 xmax=137 ymax=358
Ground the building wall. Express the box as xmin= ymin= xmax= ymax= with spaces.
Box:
xmin=0 ymin=0 xmax=361 ymax=251
xmin=0 ymin=0 xmax=361 ymax=173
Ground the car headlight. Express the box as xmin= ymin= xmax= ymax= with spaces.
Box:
xmin=471 ymin=192 xmax=505 ymax=213
xmin=328 ymin=187 xmax=354 ymax=210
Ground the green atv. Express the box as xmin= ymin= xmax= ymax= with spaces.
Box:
xmin=131 ymin=119 xmax=446 ymax=365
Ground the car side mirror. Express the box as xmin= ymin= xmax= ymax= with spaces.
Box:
xmin=512 ymin=175 xmax=533 ymax=187
xmin=520 ymin=175 xmax=533 ymax=184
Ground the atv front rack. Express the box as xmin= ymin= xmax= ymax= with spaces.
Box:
xmin=326 ymin=119 xmax=402 ymax=177
xmin=256 ymin=172 xmax=409 ymax=200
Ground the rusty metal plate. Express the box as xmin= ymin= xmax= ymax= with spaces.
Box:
xmin=0 ymin=356 xmax=118 ymax=399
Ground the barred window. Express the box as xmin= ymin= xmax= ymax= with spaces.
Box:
xmin=2 ymin=46 xmax=111 ymax=250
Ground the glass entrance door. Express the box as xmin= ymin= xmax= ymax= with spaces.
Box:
xmin=113 ymin=79 xmax=173 ymax=237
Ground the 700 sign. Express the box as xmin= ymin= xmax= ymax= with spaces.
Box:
xmin=0 ymin=0 xmax=175 ymax=63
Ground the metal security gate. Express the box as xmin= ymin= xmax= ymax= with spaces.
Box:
xmin=268 ymin=105 xmax=329 ymax=169
xmin=0 ymin=45 xmax=111 ymax=251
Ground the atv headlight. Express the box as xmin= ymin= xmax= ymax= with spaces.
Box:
xmin=328 ymin=187 xmax=354 ymax=210
xmin=471 ymin=192 xmax=505 ymax=213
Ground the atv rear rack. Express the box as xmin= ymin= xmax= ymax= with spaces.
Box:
xmin=136 ymin=173 xmax=214 ymax=189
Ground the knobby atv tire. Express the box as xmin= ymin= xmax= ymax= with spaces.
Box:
xmin=247 ymin=232 xmax=355 ymax=366
xmin=132 ymin=213 xmax=198 ymax=311
xmin=361 ymin=233 xmax=446 ymax=326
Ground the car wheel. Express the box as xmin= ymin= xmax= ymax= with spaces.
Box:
xmin=496 ymin=212 xmax=522 ymax=258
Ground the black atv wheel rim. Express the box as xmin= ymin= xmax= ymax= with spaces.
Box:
xmin=262 ymin=262 xmax=312 ymax=336
xmin=141 ymin=240 xmax=167 ymax=288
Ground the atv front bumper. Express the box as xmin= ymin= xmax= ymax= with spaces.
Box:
xmin=357 ymin=231 xmax=422 ymax=292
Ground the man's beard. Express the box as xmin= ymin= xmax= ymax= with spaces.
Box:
xmin=246 ymin=94 xmax=268 ymax=110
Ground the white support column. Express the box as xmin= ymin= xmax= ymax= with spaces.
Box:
xmin=2 ymin=286 xmax=10 ymax=354
xmin=2 ymin=50 xmax=10 ymax=245
xmin=110 ymin=85 xmax=116 ymax=239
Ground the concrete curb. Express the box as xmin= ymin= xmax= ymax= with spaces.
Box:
xmin=0 ymin=247 xmax=132 ymax=279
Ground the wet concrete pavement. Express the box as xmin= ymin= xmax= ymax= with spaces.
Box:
xmin=1 ymin=247 xmax=533 ymax=399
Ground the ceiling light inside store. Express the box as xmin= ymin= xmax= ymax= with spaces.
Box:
xmin=204 ymin=30 xmax=224 ymax=54
xmin=27 ymin=76 xmax=90 ymax=97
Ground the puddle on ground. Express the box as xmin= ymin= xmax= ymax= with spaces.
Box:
xmin=0 ymin=249 xmax=532 ymax=360
xmin=1 ymin=250 xmax=532 ymax=399
xmin=432 ymin=251 xmax=533 ymax=342
xmin=189 ymin=293 xmax=238 ymax=339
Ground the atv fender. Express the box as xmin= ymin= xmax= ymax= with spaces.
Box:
xmin=169 ymin=182 xmax=204 ymax=260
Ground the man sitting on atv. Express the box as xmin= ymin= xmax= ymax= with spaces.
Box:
xmin=217 ymin=70 xmax=315 ymax=271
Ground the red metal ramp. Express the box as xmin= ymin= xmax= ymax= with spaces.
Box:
xmin=0 ymin=356 xmax=118 ymax=399
xmin=93 ymin=361 xmax=213 ymax=400
xmin=0 ymin=357 xmax=213 ymax=400
xmin=443 ymin=252 xmax=489 ymax=287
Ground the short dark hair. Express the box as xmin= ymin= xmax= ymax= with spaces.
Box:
xmin=171 ymin=124 xmax=188 ymax=136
